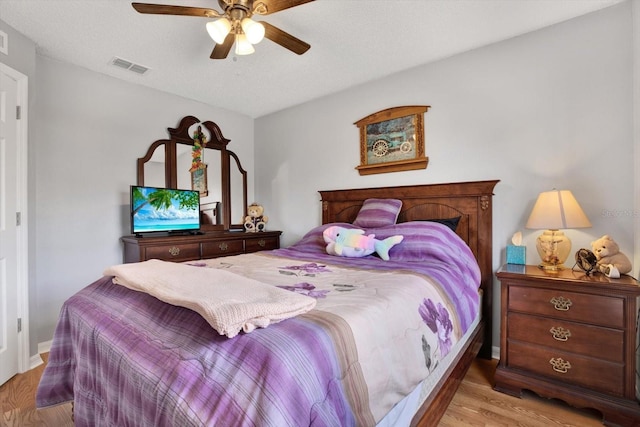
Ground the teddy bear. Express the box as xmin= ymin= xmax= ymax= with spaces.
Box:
xmin=590 ymin=235 xmax=632 ymax=278
xmin=244 ymin=203 xmax=268 ymax=233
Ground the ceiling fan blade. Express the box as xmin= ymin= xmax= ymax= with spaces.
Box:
xmin=262 ymin=22 xmax=310 ymax=55
xmin=132 ymin=3 xmax=220 ymax=18
xmin=254 ymin=0 xmax=315 ymax=15
xmin=210 ymin=33 xmax=234 ymax=59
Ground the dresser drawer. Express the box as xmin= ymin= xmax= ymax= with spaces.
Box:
xmin=245 ymin=236 xmax=279 ymax=253
xmin=507 ymin=312 xmax=624 ymax=363
xmin=144 ymin=243 xmax=200 ymax=262
xmin=201 ymin=240 xmax=245 ymax=258
xmin=508 ymin=285 xmax=624 ymax=328
xmin=507 ymin=340 xmax=624 ymax=396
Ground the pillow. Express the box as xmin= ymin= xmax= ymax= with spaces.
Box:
xmin=368 ymin=222 xmax=466 ymax=263
xmin=423 ymin=216 xmax=461 ymax=232
xmin=352 ymin=198 xmax=402 ymax=228
xmin=286 ymin=223 xmax=357 ymax=255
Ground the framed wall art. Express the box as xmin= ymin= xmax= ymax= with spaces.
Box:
xmin=354 ymin=105 xmax=430 ymax=175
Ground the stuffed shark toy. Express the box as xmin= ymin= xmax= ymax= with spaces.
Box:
xmin=322 ymin=225 xmax=403 ymax=261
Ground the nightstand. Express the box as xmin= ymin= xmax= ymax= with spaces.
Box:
xmin=495 ymin=265 xmax=640 ymax=426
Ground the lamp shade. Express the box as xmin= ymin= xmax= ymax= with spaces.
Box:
xmin=206 ymin=18 xmax=232 ymax=44
xmin=241 ymin=18 xmax=265 ymax=44
xmin=235 ymin=33 xmax=255 ymax=55
xmin=525 ymin=190 xmax=591 ymax=230
xmin=525 ymin=189 xmax=591 ymax=270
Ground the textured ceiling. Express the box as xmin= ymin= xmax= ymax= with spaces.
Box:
xmin=0 ymin=0 xmax=625 ymax=118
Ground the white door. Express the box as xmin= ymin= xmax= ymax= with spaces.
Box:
xmin=0 ymin=63 xmax=28 ymax=385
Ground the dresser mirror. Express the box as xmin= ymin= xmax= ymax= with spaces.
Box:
xmin=136 ymin=116 xmax=247 ymax=231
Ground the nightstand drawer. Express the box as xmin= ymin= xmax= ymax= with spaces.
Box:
xmin=145 ymin=243 xmax=200 ymax=262
xmin=507 ymin=341 xmax=624 ymax=396
xmin=201 ymin=240 xmax=245 ymax=257
xmin=245 ymin=236 xmax=279 ymax=253
xmin=507 ymin=312 xmax=624 ymax=363
xmin=508 ymin=285 xmax=624 ymax=328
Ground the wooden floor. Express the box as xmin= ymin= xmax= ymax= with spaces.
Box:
xmin=1 ymin=356 xmax=603 ymax=426
xmin=439 ymin=359 xmax=601 ymax=426
xmin=1 ymin=354 xmax=73 ymax=427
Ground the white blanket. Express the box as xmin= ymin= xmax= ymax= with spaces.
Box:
xmin=104 ymin=259 xmax=316 ymax=338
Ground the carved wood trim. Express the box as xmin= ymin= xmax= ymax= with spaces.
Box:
xmin=136 ymin=116 xmax=247 ymax=230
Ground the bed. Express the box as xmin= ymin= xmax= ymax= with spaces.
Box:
xmin=36 ymin=180 xmax=498 ymax=426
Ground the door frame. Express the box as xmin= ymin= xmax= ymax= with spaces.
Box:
xmin=0 ymin=62 xmax=30 ymax=373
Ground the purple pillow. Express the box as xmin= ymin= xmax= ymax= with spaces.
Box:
xmin=369 ymin=222 xmax=468 ymax=263
xmin=352 ymin=198 xmax=402 ymax=228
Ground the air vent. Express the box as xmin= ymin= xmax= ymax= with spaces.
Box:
xmin=0 ymin=30 xmax=8 ymax=55
xmin=110 ymin=57 xmax=150 ymax=75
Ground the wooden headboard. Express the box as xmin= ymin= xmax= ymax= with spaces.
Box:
xmin=319 ymin=180 xmax=499 ymax=357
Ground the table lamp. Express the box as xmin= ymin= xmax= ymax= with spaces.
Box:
xmin=525 ymin=189 xmax=591 ymax=270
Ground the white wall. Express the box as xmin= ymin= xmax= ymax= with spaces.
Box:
xmin=255 ymin=2 xmax=635 ymax=349
xmin=32 ymin=57 xmax=255 ymax=348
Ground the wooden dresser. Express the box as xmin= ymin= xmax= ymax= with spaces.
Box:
xmin=495 ymin=265 xmax=640 ymax=426
xmin=121 ymin=231 xmax=281 ymax=263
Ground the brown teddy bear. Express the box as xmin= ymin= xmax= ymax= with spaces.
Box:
xmin=590 ymin=235 xmax=632 ymax=278
xmin=244 ymin=203 xmax=268 ymax=233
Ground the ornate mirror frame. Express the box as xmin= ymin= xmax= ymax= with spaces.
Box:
xmin=136 ymin=116 xmax=248 ymax=231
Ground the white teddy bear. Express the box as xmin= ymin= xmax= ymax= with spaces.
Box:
xmin=590 ymin=235 xmax=632 ymax=278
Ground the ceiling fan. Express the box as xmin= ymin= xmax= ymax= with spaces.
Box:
xmin=132 ymin=0 xmax=314 ymax=59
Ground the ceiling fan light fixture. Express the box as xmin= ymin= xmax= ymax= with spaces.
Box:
xmin=206 ymin=17 xmax=232 ymax=44
xmin=241 ymin=18 xmax=265 ymax=44
xmin=235 ymin=33 xmax=255 ymax=55
xmin=132 ymin=0 xmax=313 ymax=60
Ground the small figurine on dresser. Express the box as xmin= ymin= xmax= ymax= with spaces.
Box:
xmin=590 ymin=235 xmax=632 ymax=278
xmin=244 ymin=203 xmax=268 ymax=232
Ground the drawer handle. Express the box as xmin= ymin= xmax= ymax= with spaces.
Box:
xmin=550 ymin=296 xmax=572 ymax=311
xmin=219 ymin=242 xmax=229 ymax=252
xmin=168 ymin=246 xmax=180 ymax=256
xmin=549 ymin=357 xmax=572 ymax=374
xmin=258 ymin=239 xmax=266 ymax=248
xmin=549 ymin=326 xmax=571 ymax=341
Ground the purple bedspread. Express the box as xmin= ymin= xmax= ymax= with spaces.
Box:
xmin=37 ymin=277 xmax=362 ymax=426
xmin=36 ymin=221 xmax=480 ymax=426
xmin=274 ymin=221 xmax=481 ymax=331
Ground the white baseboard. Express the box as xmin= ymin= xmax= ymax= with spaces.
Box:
xmin=27 ymin=340 xmax=53 ymax=370
xmin=38 ymin=339 xmax=52 ymax=355
xmin=29 ymin=340 xmax=53 ymax=369
xmin=491 ymin=345 xmax=500 ymax=360
xmin=29 ymin=354 xmax=43 ymax=370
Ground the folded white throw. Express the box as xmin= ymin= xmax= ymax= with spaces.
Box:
xmin=104 ymin=259 xmax=316 ymax=338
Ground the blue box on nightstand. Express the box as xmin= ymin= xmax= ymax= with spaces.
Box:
xmin=506 ymin=245 xmax=526 ymax=265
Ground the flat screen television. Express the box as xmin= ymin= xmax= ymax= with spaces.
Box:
xmin=130 ymin=185 xmax=201 ymax=235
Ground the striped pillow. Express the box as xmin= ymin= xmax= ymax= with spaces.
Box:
xmin=352 ymin=198 xmax=402 ymax=228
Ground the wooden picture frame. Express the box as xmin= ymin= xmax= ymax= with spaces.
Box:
xmin=191 ymin=164 xmax=208 ymax=196
xmin=354 ymin=105 xmax=430 ymax=175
